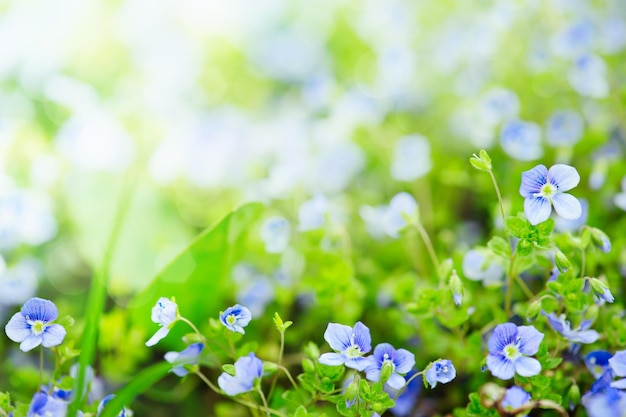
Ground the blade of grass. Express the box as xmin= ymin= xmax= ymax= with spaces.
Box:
xmin=68 ymin=177 xmax=135 ymax=417
xmin=97 ymin=361 xmax=172 ymax=417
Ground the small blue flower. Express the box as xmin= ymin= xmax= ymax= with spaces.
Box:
xmin=585 ymin=351 xmax=613 ymax=379
xmin=486 ymin=323 xmax=544 ymax=380
xmin=568 ymin=54 xmax=609 ymax=99
xmin=582 ymin=387 xmax=626 ymax=417
xmin=502 ymin=386 xmax=531 ymax=416
xmin=218 ymin=353 xmax=263 ymax=396
xmin=259 ymin=217 xmax=291 ymax=254
xmin=164 ymin=343 xmax=204 ymax=377
xmin=543 ymin=312 xmax=599 ymax=344
xmin=27 ymin=392 xmax=70 ymax=417
xmin=424 ymin=359 xmax=456 ymax=388
xmin=519 ymin=164 xmax=582 ymax=225
xmin=146 ymin=297 xmax=179 ymax=347
xmin=500 ymin=120 xmax=543 ymax=162
xmin=5 ymin=297 xmax=66 ymax=352
xmin=365 ymin=343 xmax=415 ymax=390
xmin=609 ymin=350 xmax=626 ymax=389
xmin=545 ymin=110 xmax=584 ymax=147
xmin=382 ymin=193 xmax=418 ymax=238
xmin=462 ymin=249 xmax=504 ymax=286
xmin=298 ymin=194 xmax=329 ymax=231
xmin=220 ymin=304 xmax=252 ymax=334
xmin=390 ymin=135 xmax=432 ymax=182
xmin=318 ymin=322 xmax=372 ymax=371
xmin=97 ymin=394 xmax=126 ymax=417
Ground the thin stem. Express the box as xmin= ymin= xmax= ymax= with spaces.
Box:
xmin=267 ymin=331 xmax=286 ymax=401
xmin=392 ymin=370 xmax=424 ymax=401
xmin=39 ymin=347 xmax=44 ymax=389
xmin=488 ymin=170 xmax=511 ymax=244
xmin=277 ymin=365 xmax=302 ymax=397
xmin=257 ymin=389 xmax=271 ymax=417
xmin=414 ymin=222 xmax=441 ymax=284
xmin=514 ymin=275 xmax=534 ymax=299
xmin=179 ymin=317 xmax=204 ymax=341
xmin=505 ymin=252 xmax=517 ymax=318
xmin=580 ymin=248 xmax=586 ymax=279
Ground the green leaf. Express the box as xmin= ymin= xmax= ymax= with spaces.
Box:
xmin=317 ymin=363 xmax=345 ymax=382
xmin=222 ymin=364 xmax=236 ymax=376
xmin=98 ymin=362 xmax=172 ymax=417
xmin=487 ymin=236 xmax=510 ymax=258
xmin=504 ymin=217 xmax=527 ymax=238
xmin=294 ymin=405 xmax=309 ymax=417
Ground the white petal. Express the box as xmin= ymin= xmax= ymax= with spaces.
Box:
xmin=514 ymin=357 xmax=542 ymax=377
xmin=548 ymin=164 xmax=580 ymax=192
xmin=552 ymin=194 xmax=582 ymax=220
xmin=524 ymin=197 xmax=552 ymax=225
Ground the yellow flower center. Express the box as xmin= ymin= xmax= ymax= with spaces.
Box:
xmin=31 ymin=320 xmax=46 ymax=335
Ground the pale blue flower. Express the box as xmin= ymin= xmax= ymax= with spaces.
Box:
xmin=615 ymin=177 xmax=626 ymax=211
xmin=500 ymin=120 xmax=542 ymax=161
xmin=165 ymin=343 xmax=204 ymax=377
xmin=519 ymin=164 xmax=581 ymax=225
xmin=359 ymin=205 xmax=388 ymax=239
xmin=218 ymin=353 xmax=263 ymax=396
xmin=583 ymin=387 xmax=626 ymax=417
xmin=259 ymin=217 xmax=291 ymax=254
xmin=298 ymin=194 xmax=328 ymax=231
xmin=390 ymin=135 xmax=432 ymax=182
xmin=236 ymin=278 xmax=274 ymax=317
xmin=502 ymin=386 xmax=531 ymax=416
xmin=97 ymin=394 xmax=126 ymax=417
xmin=382 ymin=193 xmax=418 ymax=238
xmin=600 ymin=17 xmax=626 ymax=54
xmin=27 ymin=392 xmax=71 ymax=417
xmin=424 ymin=359 xmax=456 ymax=388
xmin=462 ymin=249 xmax=504 ymax=286
xmin=5 ymin=297 xmax=66 ymax=352
xmin=609 ymin=350 xmax=626 ymax=389
xmin=0 ymin=259 xmax=39 ymax=307
xmin=545 ymin=110 xmax=584 ymax=146
xmin=319 ymin=322 xmax=372 ymax=371
xmin=543 ymin=312 xmax=599 ymax=344
xmin=480 ymin=88 xmax=520 ymax=125
xmin=146 ymin=297 xmax=178 ymax=347
xmin=365 ymin=343 xmax=415 ymax=390
xmin=486 ymin=323 xmax=544 ymax=380
xmin=220 ymin=305 xmax=252 ymax=334
xmin=552 ymin=20 xmax=594 ymax=59
xmin=568 ymin=54 xmax=609 ymax=99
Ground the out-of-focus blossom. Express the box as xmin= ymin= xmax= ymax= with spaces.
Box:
xmin=500 ymin=120 xmax=543 ymax=161
xmin=502 ymin=386 xmax=531 ymax=416
xmin=609 ymin=351 xmax=626 ymax=389
xmin=551 ymin=20 xmax=594 ymax=59
xmin=390 ymin=135 xmax=432 ymax=182
xmin=542 ymin=312 xmax=599 ymax=344
xmin=382 ymin=193 xmax=418 ymax=238
xmin=0 ymin=190 xmax=57 ymax=251
xmin=600 ymin=17 xmax=626 ymax=54
xmin=568 ymin=54 xmax=609 ymax=99
xmin=27 ymin=392 xmax=71 ymax=417
xmin=545 ymin=110 xmax=584 ymax=146
xmin=614 ymin=177 xmax=626 ymax=211
xmin=165 ymin=343 xmax=204 ymax=377
xmin=586 ymin=351 xmax=613 ymax=379
xmin=0 ymin=258 xmax=39 ymax=306
xmin=298 ymin=194 xmax=328 ymax=231
xmin=97 ymin=394 xmax=126 ymax=417
xmin=259 ymin=217 xmax=291 ymax=254
xmin=385 ymin=369 xmax=422 ymax=417
xmin=462 ymin=249 xmax=504 ymax=286
xmin=237 ymin=277 xmax=274 ymax=317
xmin=218 ymin=353 xmax=263 ymax=396
xmin=480 ymin=88 xmax=520 ymax=125
xmin=359 ymin=205 xmax=388 ymax=239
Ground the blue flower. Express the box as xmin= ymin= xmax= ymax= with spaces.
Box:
xmin=519 ymin=164 xmax=582 ymax=225
xmin=365 ymin=343 xmax=415 ymax=390
xmin=218 ymin=353 xmax=263 ymax=396
xmin=502 ymin=386 xmax=531 ymax=416
xmin=486 ymin=323 xmax=544 ymax=380
xmin=543 ymin=312 xmax=599 ymax=344
xmin=390 ymin=135 xmax=432 ymax=182
xmin=568 ymin=54 xmax=609 ymax=99
xmin=145 ymin=297 xmax=179 ymax=347
xmin=582 ymin=387 xmax=626 ymax=417
xmin=97 ymin=394 xmax=126 ymax=417
xmin=385 ymin=369 xmax=422 ymax=417
xmin=545 ymin=110 xmax=584 ymax=147
xmin=609 ymin=350 xmax=626 ymax=389
xmin=462 ymin=249 xmax=504 ymax=286
xmin=5 ymin=297 xmax=66 ymax=352
xmin=585 ymin=351 xmax=613 ymax=379
xmin=259 ymin=217 xmax=291 ymax=254
xmin=382 ymin=193 xmax=418 ymax=238
xmin=424 ymin=359 xmax=456 ymax=388
xmin=318 ymin=322 xmax=372 ymax=371
xmin=298 ymin=194 xmax=328 ymax=231
xmin=220 ymin=304 xmax=252 ymax=334
xmin=27 ymin=392 xmax=74 ymax=417
xmin=500 ymin=120 xmax=542 ymax=162
xmin=164 ymin=343 xmax=204 ymax=377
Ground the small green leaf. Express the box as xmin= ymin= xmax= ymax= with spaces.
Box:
xmin=487 ymin=236 xmax=510 ymax=258
xmin=222 ymin=364 xmax=236 ymax=376
xmin=294 ymin=405 xmax=309 ymax=417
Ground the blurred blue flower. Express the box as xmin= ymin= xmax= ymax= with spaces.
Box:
xmin=542 ymin=312 xmax=599 ymax=344
xmin=165 ymin=343 xmax=204 ymax=377
xmin=359 ymin=205 xmax=388 ymax=239
xmin=298 ymin=194 xmax=328 ymax=231
xmin=582 ymin=387 xmax=626 ymax=417
xmin=462 ymin=249 xmax=504 ymax=286
xmin=259 ymin=216 xmax=291 ymax=254
xmin=319 ymin=322 xmax=372 ymax=371
xmin=480 ymin=88 xmax=520 ymax=125
xmin=586 ymin=351 xmax=613 ymax=379
xmin=0 ymin=258 xmax=39 ymax=307
xmin=545 ymin=110 xmax=584 ymax=146
xmin=382 ymin=192 xmax=418 ymax=238
xmin=218 ymin=353 xmax=263 ymax=396
xmin=97 ymin=394 xmax=126 ymax=417
xmin=27 ymin=392 xmax=72 ymax=417
xmin=609 ymin=350 xmax=626 ymax=389
xmin=5 ymin=297 xmax=66 ymax=352
xmin=600 ymin=17 xmax=626 ymax=54
xmin=500 ymin=120 xmax=542 ymax=161
xmin=0 ymin=190 xmax=57 ymax=251
xmin=552 ymin=20 xmax=594 ymax=59
xmin=568 ymin=54 xmax=609 ymax=99
xmin=390 ymin=135 xmax=432 ymax=182
xmin=424 ymin=359 xmax=456 ymax=388
xmin=236 ymin=277 xmax=274 ymax=317
xmin=146 ymin=297 xmax=178 ymax=347
xmin=365 ymin=343 xmax=415 ymax=390
xmin=502 ymin=386 xmax=531 ymax=416
xmin=486 ymin=323 xmax=543 ymax=380
xmin=519 ymin=164 xmax=581 ymax=225
xmin=220 ymin=304 xmax=252 ymax=334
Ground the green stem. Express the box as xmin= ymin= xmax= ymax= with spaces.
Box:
xmin=267 ymin=331 xmax=285 ymax=401
xmin=179 ymin=316 xmax=205 ymax=341
xmin=39 ymin=347 xmax=44 ymax=389
xmin=488 ymin=170 xmax=511 ymax=244
xmin=505 ymin=252 xmax=517 ymax=318
xmin=393 ymin=370 xmax=424 ymax=401
xmin=580 ymin=248 xmax=586 ymax=279
xmin=257 ymin=389 xmax=271 ymax=417
xmin=414 ymin=222 xmax=441 ymax=285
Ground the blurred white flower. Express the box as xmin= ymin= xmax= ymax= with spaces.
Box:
xmin=382 ymin=192 xmax=418 ymax=238
xmin=0 ymin=190 xmax=57 ymax=251
xmin=390 ymin=135 xmax=432 ymax=182
xmin=298 ymin=194 xmax=328 ymax=232
xmin=260 ymin=217 xmax=291 ymax=254
xmin=0 ymin=258 xmax=39 ymax=306
xmin=567 ymin=54 xmax=609 ymax=99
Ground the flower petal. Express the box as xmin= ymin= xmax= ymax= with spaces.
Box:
xmin=514 ymin=356 xmax=541 ymax=377
xmin=552 ymin=193 xmax=582 ymax=220
xmin=345 ymin=356 xmax=370 ymax=372
xmin=568 ymin=330 xmax=599 ymax=344
xmin=323 ymin=323 xmax=353 ymax=351
xmin=145 ymin=326 xmax=170 ymax=347
xmin=352 ymin=322 xmax=372 ymax=353
xmin=609 ymin=351 xmax=626 ymax=377
xmin=42 ymin=324 xmax=66 ymax=348
xmin=610 ymin=378 xmax=626 ymax=389
xmin=488 ymin=323 xmax=518 ymax=354
xmin=517 ymin=326 xmax=544 ymax=355
xmin=5 ymin=313 xmax=31 ymax=342
xmin=20 ymin=335 xmax=43 ymax=352
xmin=393 ymin=349 xmax=416 ymax=374
xmin=524 ymin=196 xmax=552 ymax=225
xmin=486 ymin=354 xmax=515 ymax=380
xmin=386 ymin=373 xmax=406 ymax=390
xmin=318 ymin=352 xmax=345 ymax=366
xmin=21 ymin=298 xmax=58 ymax=322
xmin=365 ymin=367 xmax=381 ymax=383
xmin=520 ymin=164 xmax=548 ymax=197
xmin=373 ymin=343 xmax=395 ymax=362
xmin=548 ymin=164 xmax=580 ymax=192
